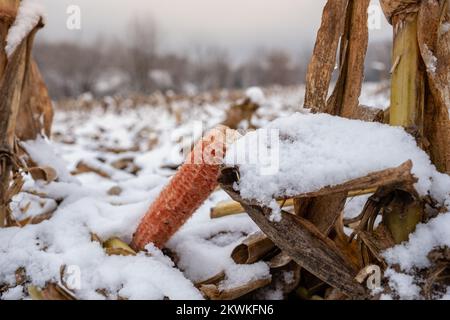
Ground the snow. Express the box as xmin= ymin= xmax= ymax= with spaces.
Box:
xmin=384 ymin=269 xmax=421 ymax=300
xmin=225 ymin=112 xmax=448 ymax=205
xmin=10 ymin=192 xmax=57 ymax=221
xmin=5 ymin=0 xmax=46 ymax=57
xmin=167 ymin=192 xmax=260 ymax=283
xmin=225 ymin=111 xmax=450 ymax=300
xmin=423 ymin=45 xmax=438 ymax=74
xmin=344 ymin=195 xmax=371 ymax=220
xmin=22 ymin=137 xmax=78 ymax=184
xmin=245 ymin=87 xmax=266 ymax=105
xmin=1 ymin=87 xmax=302 ymax=300
xmin=219 ymin=263 xmax=271 ymax=290
xmin=0 ymin=182 xmax=203 ymax=300
xmin=0 ymin=85 xmax=448 ymax=300
xmin=1 ymin=285 xmax=25 ymax=300
xmin=384 ymin=212 xmax=450 ymax=271
xmin=441 ymin=23 xmax=450 ymax=34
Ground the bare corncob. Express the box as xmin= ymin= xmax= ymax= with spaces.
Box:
xmin=132 ymin=126 xmax=230 ymax=250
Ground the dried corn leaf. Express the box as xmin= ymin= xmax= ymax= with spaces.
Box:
xmin=220 ymin=181 xmax=366 ymax=299
xmin=29 ymin=166 xmax=57 ymax=183
xmin=358 ymin=226 xmax=395 ymax=267
xmin=294 ymin=193 xmax=347 ymax=236
xmin=219 ymin=161 xmax=417 ymax=298
xmin=15 ymin=60 xmax=53 ymax=140
xmin=282 ymin=161 xmax=416 ymax=200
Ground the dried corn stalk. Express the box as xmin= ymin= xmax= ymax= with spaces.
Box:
xmin=379 ymin=0 xmax=449 ymax=244
xmin=326 ymin=0 xmax=371 ymax=118
xmin=304 ymin=0 xmax=348 ymax=111
xmin=381 ymin=0 xmax=449 ymax=174
xmin=300 ymin=0 xmax=372 ymax=237
xmin=0 ymin=0 xmax=53 ymax=226
xmin=418 ymin=0 xmax=450 ymax=174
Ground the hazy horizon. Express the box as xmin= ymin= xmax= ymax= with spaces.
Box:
xmin=38 ymin=0 xmax=391 ymax=60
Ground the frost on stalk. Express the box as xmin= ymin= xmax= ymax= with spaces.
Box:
xmin=5 ymin=0 xmax=46 ymax=57
xmin=441 ymin=23 xmax=450 ymax=35
xmin=423 ymin=45 xmax=438 ymax=74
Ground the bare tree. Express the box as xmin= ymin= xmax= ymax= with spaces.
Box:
xmin=127 ymin=14 xmax=160 ymax=93
xmin=263 ymin=49 xmax=295 ymax=86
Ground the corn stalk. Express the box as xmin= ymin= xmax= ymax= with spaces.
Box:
xmin=0 ymin=0 xmax=20 ymax=227
xmin=0 ymin=0 xmax=52 ymax=227
xmin=389 ymin=12 xmax=425 ymax=138
xmin=418 ymin=0 xmax=450 ymax=175
xmin=380 ymin=0 xmax=445 ymax=244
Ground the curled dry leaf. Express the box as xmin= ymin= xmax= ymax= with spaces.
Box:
xmin=73 ymin=161 xmax=111 ymax=178
xmin=16 ymin=209 xmax=55 ymax=227
xmin=29 ymin=166 xmax=58 ymax=183
xmin=103 ymin=237 xmax=137 ymax=256
xmin=28 ymin=284 xmax=76 ymax=300
xmin=107 ymin=186 xmax=123 ymax=196
xmin=231 ymin=232 xmax=276 ymax=265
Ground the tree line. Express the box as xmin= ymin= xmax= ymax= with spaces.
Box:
xmin=33 ymin=17 xmax=392 ymax=99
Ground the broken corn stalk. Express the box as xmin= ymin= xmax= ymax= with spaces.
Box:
xmin=132 ymin=125 xmax=235 ymax=250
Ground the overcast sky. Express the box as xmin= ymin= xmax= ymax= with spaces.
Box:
xmin=39 ymin=0 xmax=391 ymax=59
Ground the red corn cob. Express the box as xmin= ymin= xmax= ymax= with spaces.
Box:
xmin=132 ymin=125 xmax=233 ymax=250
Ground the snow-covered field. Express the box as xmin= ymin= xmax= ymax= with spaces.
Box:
xmin=1 ymin=84 xmax=449 ymax=300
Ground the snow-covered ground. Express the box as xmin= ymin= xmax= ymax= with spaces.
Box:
xmin=0 ymin=84 xmax=449 ymax=300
